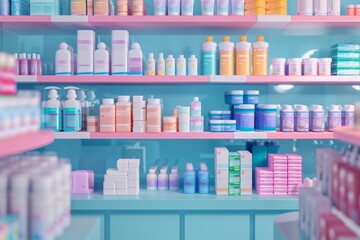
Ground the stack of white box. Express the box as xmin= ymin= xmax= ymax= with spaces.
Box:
xmin=133 ymin=96 xmax=146 ymax=132
xmin=103 ymin=158 xmax=140 ymax=196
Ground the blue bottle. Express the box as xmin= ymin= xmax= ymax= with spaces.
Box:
xmin=0 ymin=0 xmax=9 ymax=15
xmin=202 ymin=36 xmax=217 ymax=75
xmin=198 ymin=162 xmax=209 ymax=194
xmin=183 ymin=163 xmax=195 ymax=194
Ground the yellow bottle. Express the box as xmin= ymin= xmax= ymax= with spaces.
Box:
xmin=235 ymin=36 xmax=251 ymax=76
xmin=71 ymin=0 xmax=86 ymax=15
xmin=252 ymin=36 xmax=269 ymax=76
xmin=219 ymin=36 xmax=234 ymax=76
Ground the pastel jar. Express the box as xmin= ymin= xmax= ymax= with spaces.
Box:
xmin=223 ymin=120 xmax=236 ymax=132
xmin=328 ymin=105 xmax=341 ymax=132
xmin=280 ymin=105 xmax=294 ymax=132
xmin=234 ymin=104 xmax=255 ymax=131
xmin=244 ymin=90 xmax=259 ymax=104
xmin=303 ymin=58 xmax=318 ymax=76
xmin=287 ymin=58 xmax=302 ymax=76
xmin=342 ymin=104 xmax=354 ymax=126
xmin=225 ymin=90 xmax=243 ymax=105
xmin=257 ymin=104 xmax=277 ymax=132
xmin=318 ymin=58 xmax=332 ymax=76
xmin=208 ymin=110 xmax=231 ymax=120
xmin=272 ymin=58 xmax=286 ymax=76
xmin=310 ymin=104 xmax=325 ymax=132
xmin=209 ymin=120 xmax=222 ymax=132
xmin=295 ymin=105 xmax=309 ymax=132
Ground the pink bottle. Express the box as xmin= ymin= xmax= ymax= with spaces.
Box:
xmin=14 ymin=53 xmax=20 ymax=75
xmin=37 ymin=54 xmax=42 ymax=75
xmin=20 ymin=53 xmax=28 ymax=75
xmin=29 ymin=53 xmax=38 ymax=75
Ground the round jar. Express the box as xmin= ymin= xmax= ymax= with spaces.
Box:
xmin=209 ymin=120 xmax=222 ymax=132
xmin=303 ymin=58 xmax=318 ymax=76
xmin=225 ymin=90 xmax=244 ymax=105
xmin=318 ymin=58 xmax=332 ymax=76
xmin=347 ymin=4 xmax=355 ymax=16
xmin=163 ymin=116 xmax=177 ymax=132
xmin=190 ymin=116 xmax=204 ymax=132
xmin=272 ymin=58 xmax=286 ymax=76
xmin=342 ymin=105 xmax=355 ymax=127
xmin=234 ymin=104 xmax=255 ymax=131
xmin=310 ymin=104 xmax=325 ymax=132
xmin=258 ymin=104 xmax=277 ymax=132
xmin=244 ymin=90 xmax=260 ymax=104
xmin=295 ymin=105 xmax=309 ymax=132
xmin=222 ymin=111 xmax=231 ymax=120
xmin=287 ymin=58 xmax=302 ymax=76
xmin=328 ymin=105 xmax=341 ymax=132
xmin=355 ymin=5 xmax=360 ymax=15
xmin=280 ymin=105 xmax=294 ymax=132
xmin=208 ymin=110 xmax=224 ymax=120
xmin=223 ymin=120 xmax=236 ymax=132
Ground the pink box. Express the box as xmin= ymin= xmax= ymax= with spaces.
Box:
xmin=346 ymin=166 xmax=360 ymax=224
xmin=268 ymin=154 xmax=288 ymax=170
xmin=319 ymin=213 xmax=342 ymax=240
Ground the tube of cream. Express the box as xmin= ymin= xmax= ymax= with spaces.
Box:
xmin=154 ymin=0 xmax=166 ymax=15
xmin=181 ymin=0 xmax=194 ymax=15
xmin=168 ymin=0 xmax=180 ymax=15
xmin=231 ymin=0 xmax=244 ymax=15
xmin=217 ymin=0 xmax=229 ymax=15
xmin=201 ymin=0 xmax=215 ymax=15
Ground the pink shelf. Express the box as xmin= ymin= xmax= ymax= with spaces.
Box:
xmin=246 ymin=76 xmax=360 ymax=84
xmin=37 ymin=75 xmax=209 ymax=84
xmin=90 ymin=132 xmax=234 ymax=139
xmin=0 ymin=131 xmax=54 ymax=158
xmin=333 ymin=126 xmax=360 ymax=145
xmin=290 ymin=16 xmax=360 ymax=29
xmin=268 ymin=131 xmax=334 ymax=139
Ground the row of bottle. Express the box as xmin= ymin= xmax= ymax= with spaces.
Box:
xmin=201 ymin=35 xmax=269 ymax=76
xmin=146 ymin=162 xmax=209 ymax=194
xmin=41 ymin=86 xmax=99 ymax=132
xmin=280 ymin=104 xmax=354 ymax=132
xmin=0 ymin=152 xmax=72 ymax=240
xmin=14 ymin=53 xmax=42 ymax=76
xmin=0 ymin=91 xmax=41 ymax=139
xmin=147 ymin=54 xmax=198 ymax=76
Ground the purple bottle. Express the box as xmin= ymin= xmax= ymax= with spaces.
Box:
xmin=20 ymin=53 xmax=28 ymax=75
xmin=328 ymin=105 xmax=341 ymax=131
xmin=280 ymin=105 xmax=294 ymax=132
xmin=29 ymin=53 xmax=38 ymax=75
xmin=342 ymin=105 xmax=355 ymax=127
xmin=37 ymin=54 xmax=42 ymax=75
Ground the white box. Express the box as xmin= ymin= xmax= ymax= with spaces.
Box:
xmin=103 ymin=188 xmax=116 ymax=195
xmin=77 ymin=30 xmax=95 ymax=75
xmin=215 ymin=147 xmax=229 ymax=166
xmin=128 ymin=181 xmax=139 ymax=188
xmin=116 ymin=182 xmax=128 ymax=189
xmin=133 ymin=126 xmax=146 ymax=132
xmin=103 ymin=181 xmax=116 ymax=189
xmin=133 ymin=110 xmax=146 ymax=120
xmin=104 ymin=175 xmax=127 ymax=183
xmin=117 ymin=159 xmax=129 ymax=169
xmin=238 ymin=151 xmax=252 ymax=196
xmin=132 ymin=96 xmax=144 ymax=103
xmin=215 ymin=168 xmax=228 ymax=196
xmin=106 ymin=168 xmax=127 ymax=176
xmin=128 ymin=159 xmax=140 ymax=168
xmin=111 ymin=30 xmax=129 ymax=75
xmin=127 ymin=188 xmax=140 ymax=196
xmin=116 ymin=189 xmax=128 ymax=195
xmin=133 ymin=121 xmax=146 ymax=127
xmin=133 ymin=101 xmax=146 ymax=109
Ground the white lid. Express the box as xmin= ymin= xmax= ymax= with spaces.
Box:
xmin=164 ymin=116 xmax=177 ymax=122
xmin=261 ymin=104 xmax=277 ymax=109
xmin=287 ymin=58 xmax=302 ymax=63
xmin=272 ymin=58 xmax=286 ymax=63
xmin=37 ymin=54 xmax=41 ymax=59
xmin=48 ymin=89 xmax=59 ymax=99
xmin=348 ymin=4 xmax=355 ymax=7
xmin=281 ymin=105 xmax=293 ymax=111
xmin=66 ymin=89 xmax=77 ymax=99
xmin=329 ymin=105 xmax=341 ymax=111
xmin=210 ymin=110 xmax=223 ymax=114
xmin=318 ymin=58 xmax=332 ymax=63
xmin=14 ymin=53 xmax=18 ymax=59
xmin=27 ymin=54 xmax=31 ymax=59
xmin=246 ymin=90 xmax=259 ymax=95
xmin=303 ymin=58 xmax=318 ymax=63
xmin=148 ymin=53 xmax=154 ymax=59
xmin=149 ymin=168 xmax=156 ymax=174
xmin=158 ymin=53 xmax=164 ymax=59
xmin=193 ymin=97 xmax=199 ymax=101
xmin=148 ymin=98 xmax=161 ymax=105
xmin=167 ymin=55 xmax=174 ymax=59
xmin=97 ymin=42 xmax=106 ymax=49
xmin=209 ymin=120 xmax=223 ymax=124
xmin=160 ymin=168 xmax=167 ymax=174
xmin=343 ymin=104 xmax=354 ymax=111
xmin=189 ymin=55 xmax=196 ymax=59
xmin=356 ymin=4 xmax=360 ymax=7
xmin=178 ymin=55 xmax=185 ymax=59
xmin=185 ymin=163 xmax=194 ymax=171
xmin=226 ymin=90 xmax=243 ymax=95
xmin=223 ymin=120 xmax=236 ymax=124
xmin=32 ymin=53 xmax=37 ymax=59
xmin=200 ymin=162 xmax=208 ymax=171
xmin=117 ymin=96 xmax=130 ymax=102
xmin=234 ymin=104 xmax=255 ymax=109
xmin=59 ymin=42 xmax=68 ymax=49
xmin=311 ymin=104 xmax=323 ymax=111
xmin=296 ymin=104 xmax=308 ymax=111
xmin=102 ymin=98 xmax=114 ymax=105
xmin=131 ymin=42 xmax=141 ymax=50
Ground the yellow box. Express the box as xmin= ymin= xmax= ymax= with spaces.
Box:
xmin=266 ymin=8 xmax=287 ymax=15
xmin=245 ymin=1 xmax=265 ymax=10
xmin=245 ymin=8 xmax=266 ymax=15
xmin=266 ymin=0 xmax=287 ymax=10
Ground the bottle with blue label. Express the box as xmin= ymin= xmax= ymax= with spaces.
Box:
xmin=43 ymin=86 xmax=62 ymax=132
xmin=202 ymin=36 xmax=217 ymax=75
xmin=198 ymin=162 xmax=209 ymax=194
xmin=63 ymin=87 xmax=81 ymax=132
xmin=183 ymin=163 xmax=195 ymax=194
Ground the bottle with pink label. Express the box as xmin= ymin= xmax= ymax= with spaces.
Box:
xmin=295 ymin=105 xmax=309 ymax=132
xmin=342 ymin=104 xmax=355 ymax=127
xmin=328 ymin=105 xmax=342 ymax=131
xmin=310 ymin=104 xmax=325 ymax=132
xmin=280 ymin=105 xmax=294 ymax=132
xmin=128 ymin=42 xmax=143 ymax=75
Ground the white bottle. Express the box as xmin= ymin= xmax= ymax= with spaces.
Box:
xmin=63 ymin=86 xmax=82 ymax=132
xmin=299 ymin=0 xmax=313 ymax=15
xmin=146 ymin=168 xmax=158 ymax=190
xmin=169 ymin=166 xmax=179 ymax=190
xmin=78 ymin=90 xmax=90 ymax=131
xmin=147 ymin=53 xmax=155 ymax=76
xmin=56 ymin=42 xmax=72 ymax=76
xmin=157 ymin=167 xmax=169 ymax=190
xmin=128 ymin=42 xmax=143 ymax=75
xmin=94 ymin=42 xmax=110 ymax=75
xmin=191 ymin=97 xmax=201 ymax=116
xmin=100 ymin=98 xmax=116 ymax=133
xmin=188 ymin=55 xmax=198 ymax=76
xmin=157 ymin=53 xmax=165 ymax=76
xmin=112 ymin=30 xmax=129 ymax=75
xmin=166 ymin=55 xmax=175 ymax=76
xmin=43 ymin=86 xmax=62 ymax=132
xmin=176 ymin=55 xmax=186 ymax=76
xmin=328 ymin=0 xmax=340 ymax=15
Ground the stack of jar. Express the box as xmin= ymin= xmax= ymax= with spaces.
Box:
xmin=346 ymin=4 xmax=360 ymax=16
xmin=272 ymin=58 xmax=332 ymax=76
xmin=280 ymin=104 xmax=354 ymax=132
xmin=245 ymin=0 xmax=287 ymax=15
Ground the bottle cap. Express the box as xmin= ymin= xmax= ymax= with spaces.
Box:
xmin=171 ymin=167 xmax=178 ymax=174
xmin=178 ymin=55 xmax=184 ymax=59
xmin=32 ymin=53 xmax=37 ymax=59
xmin=117 ymin=96 xmax=130 ymax=102
xmin=102 ymin=98 xmax=114 ymax=105
xmin=240 ymin=36 xmax=247 ymax=41
xmin=160 ymin=168 xmax=167 ymax=174
xmin=343 ymin=105 xmax=354 ymax=111
xmin=186 ymin=163 xmax=194 ymax=171
xmin=131 ymin=42 xmax=141 ymax=50
xmin=329 ymin=105 xmax=341 ymax=111
xmin=281 ymin=105 xmax=293 ymax=111
xmin=223 ymin=36 xmax=230 ymax=42
xmin=206 ymin=36 xmax=213 ymax=42
xmin=190 ymin=55 xmax=196 ymax=58
xmin=37 ymin=54 xmax=41 ymax=59
xmin=200 ymin=162 xmax=208 ymax=171
xmin=149 ymin=168 xmax=156 ymax=174
xmin=148 ymin=98 xmax=161 ymax=105
xmin=193 ymin=97 xmax=199 ymax=101
xmin=257 ymin=36 xmax=264 ymax=41
xmin=59 ymin=42 xmax=68 ymax=49
xmin=148 ymin=53 xmax=154 ymax=59
xmin=159 ymin=53 xmax=164 ymax=59
xmin=97 ymin=42 xmax=106 ymax=49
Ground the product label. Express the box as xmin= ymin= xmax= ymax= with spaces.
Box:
xmin=202 ymin=51 xmax=216 ymax=75
xmin=56 ymin=60 xmax=71 ymax=75
xmin=95 ymin=60 xmax=109 ymax=74
xmin=157 ymin=179 xmax=168 ymax=188
xmin=191 ymin=103 xmax=201 ymax=116
xmin=183 ymin=0 xmax=193 ymax=13
xmin=64 ymin=108 xmax=79 ymax=131
xmin=295 ymin=111 xmax=309 ymax=132
xmin=169 ymin=179 xmax=179 ymax=188
xmin=129 ymin=57 xmax=142 ymax=74
xmin=218 ymin=0 xmax=229 ymax=13
xmin=235 ymin=111 xmax=254 ymax=131
xmin=310 ymin=111 xmax=325 ymax=131
xmin=253 ymin=49 xmax=268 ymax=75
xmin=232 ymin=1 xmax=244 ymax=14
xmin=44 ymin=107 xmax=61 ymax=131
xmin=304 ymin=63 xmax=317 ymax=75
xmin=280 ymin=111 xmax=294 ymax=132
xmin=168 ymin=0 xmax=180 ymax=13
xmin=166 ymin=59 xmax=175 ymax=75
xmin=289 ymin=63 xmax=301 ymax=75
xmin=154 ymin=0 xmax=165 ymax=14
xmin=328 ymin=112 xmax=341 ymax=131
xmin=157 ymin=61 xmax=165 ymax=75
xmin=202 ymin=0 xmax=214 ymax=13
xmin=236 ymin=51 xmax=250 ymax=75
xmin=188 ymin=59 xmax=197 ymax=75
xmin=272 ymin=63 xmax=284 ymax=75
xmin=261 ymin=112 xmax=276 ymax=131
xmin=342 ymin=111 xmax=354 ymax=126
xmin=220 ymin=51 xmax=234 ymax=75
xmin=319 ymin=63 xmax=330 ymax=75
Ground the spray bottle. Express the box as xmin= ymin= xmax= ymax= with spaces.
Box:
xmin=63 ymin=86 xmax=82 ymax=131
xmin=43 ymin=86 xmax=62 ymax=131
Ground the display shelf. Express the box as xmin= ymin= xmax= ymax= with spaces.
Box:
xmin=333 ymin=126 xmax=360 ymax=145
xmin=71 ymin=190 xmax=298 ymax=211
xmin=59 ymin=216 xmax=103 ymax=240
xmin=15 ymin=75 xmax=360 ymax=84
xmin=53 ymin=131 xmax=334 ymax=140
xmin=2 ymin=16 xmax=360 ymax=30
xmin=0 ymin=131 xmax=54 ymax=158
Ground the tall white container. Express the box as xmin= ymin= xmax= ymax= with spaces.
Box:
xmin=77 ymin=30 xmax=95 ymax=75
xmin=94 ymin=42 xmax=110 ymax=75
xmin=112 ymin=30 xmax=129 ymax=75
